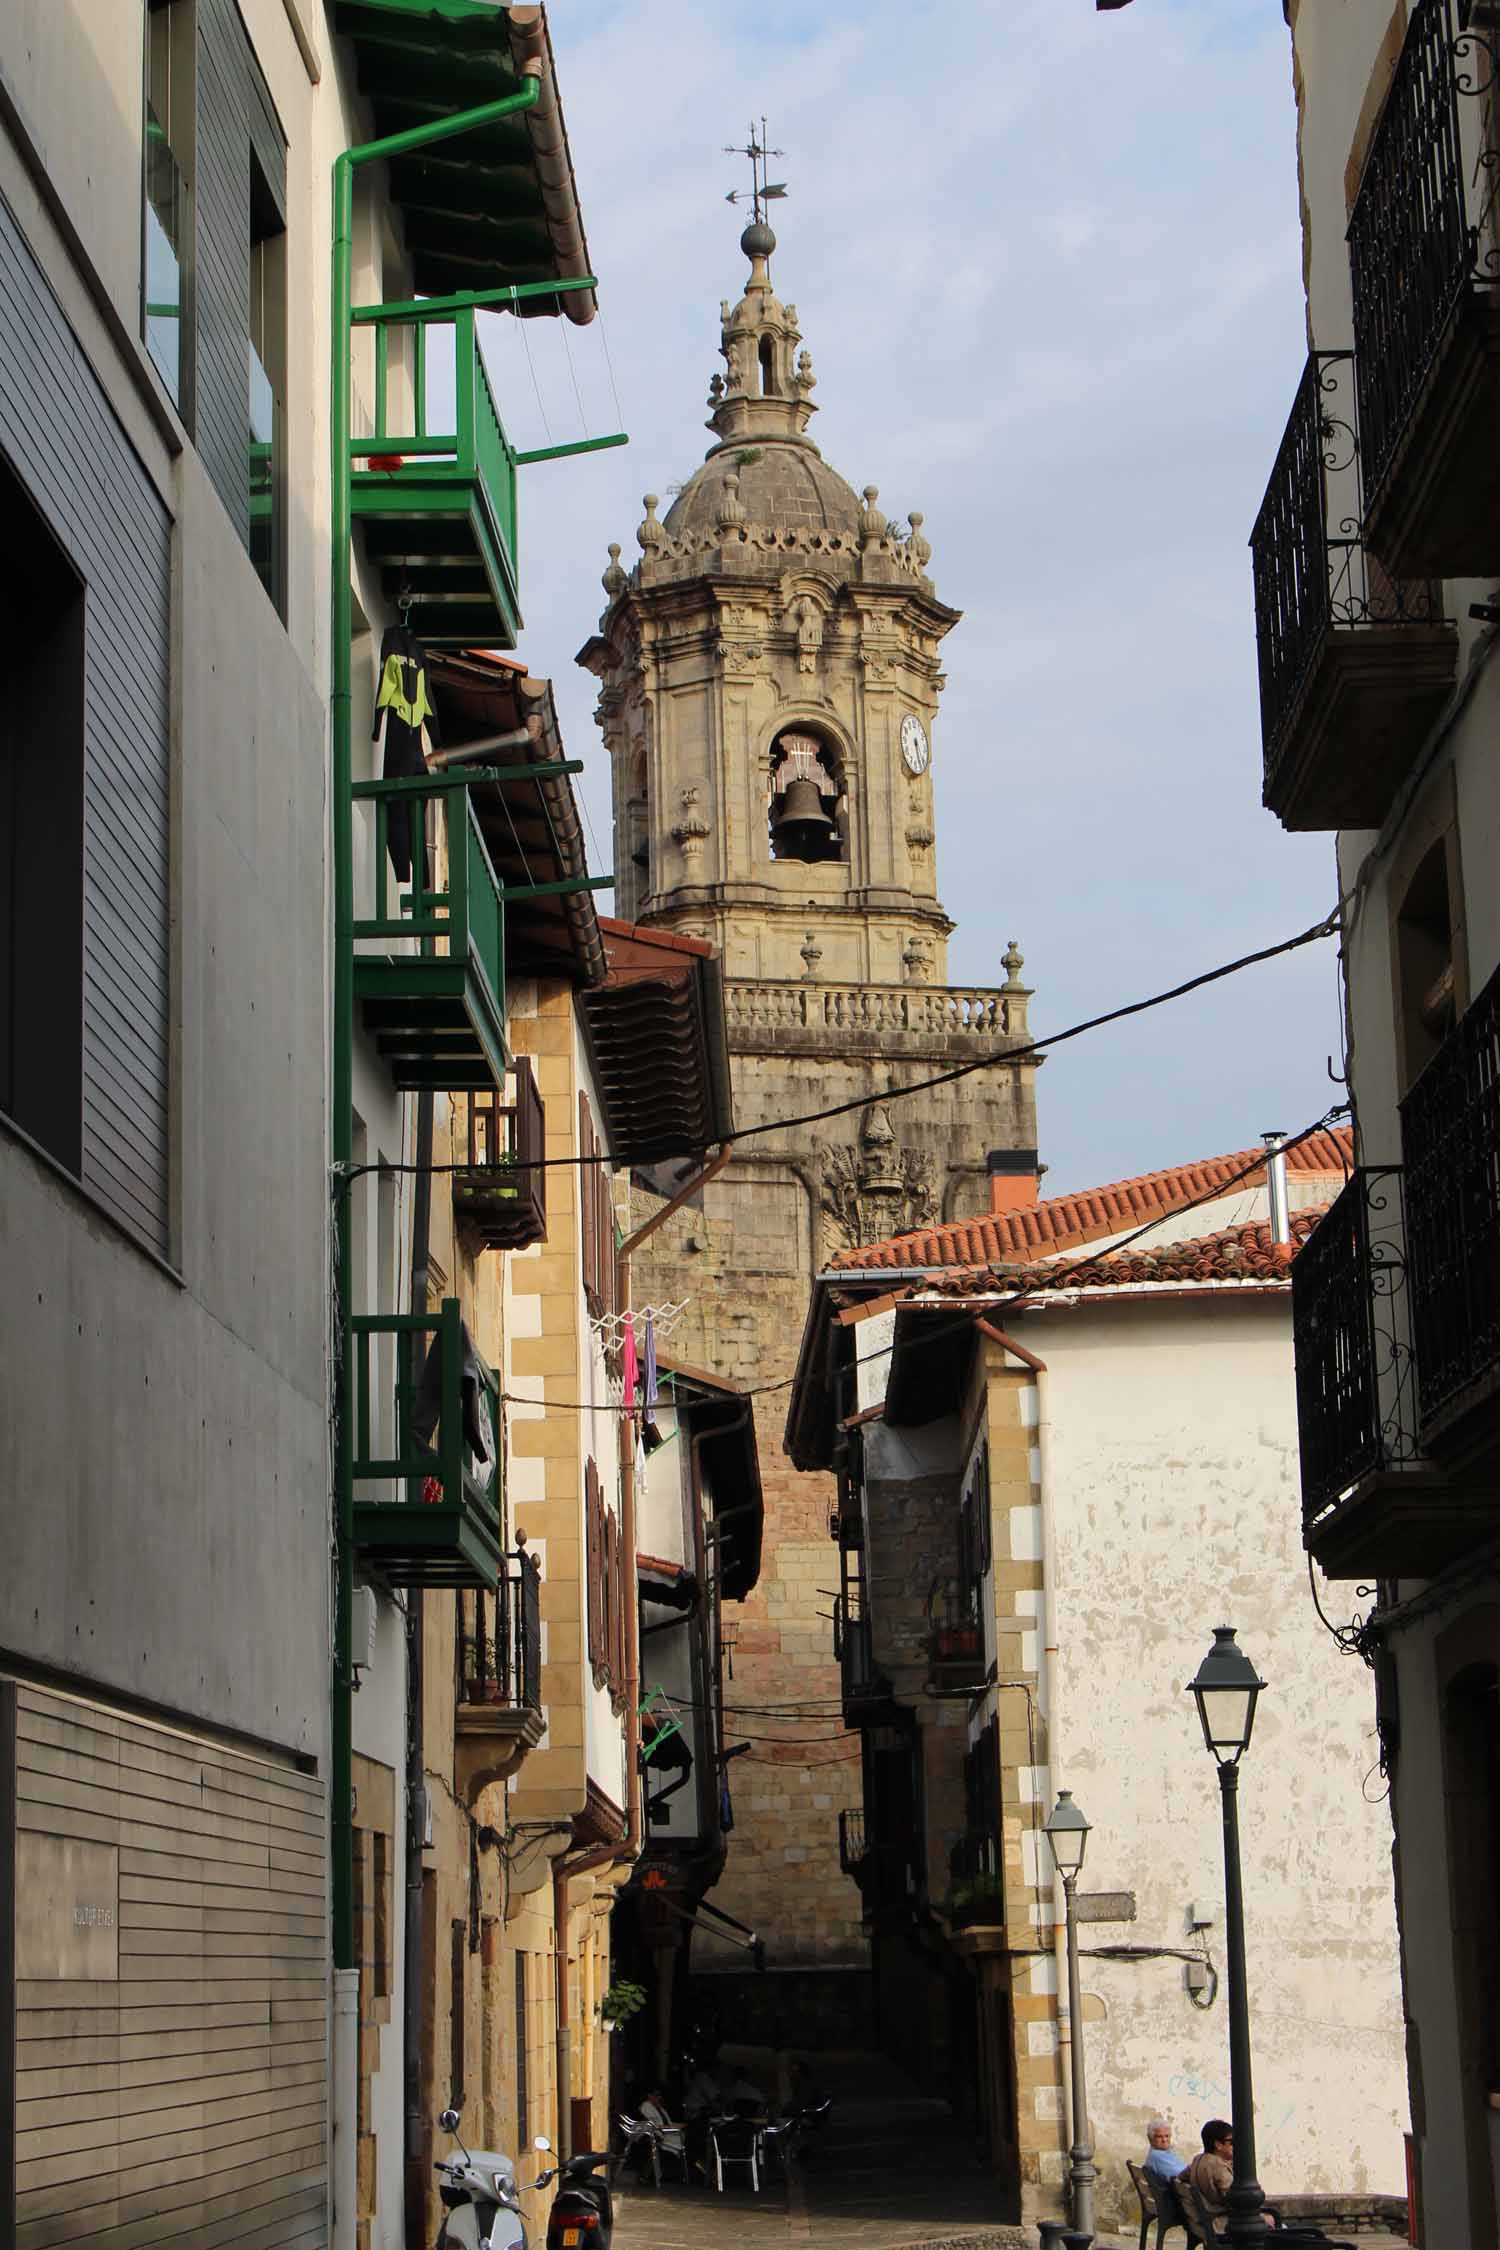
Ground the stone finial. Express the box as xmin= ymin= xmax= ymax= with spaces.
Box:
xmin=708 ymin=372 xmax=725 ymax=409
xmin=907 ymin=510 xmax=932 ymax=569
xmin=902 ymin=934 xmax=930 ymax=984
xmin=796 ymin=347 xmax=816 ymax=394
xmin=800 ymin=929 xmax=823 ymax=979
xmin=716 ymin=472 xmax=747 ymax=531
xmin=601 ymin=541 xmax=627 ymax=599
xmin=636 ymin=495 xmax=663 ymax=553
xmin=858 ymin=484 xmax=887 ymax=545
xmin=1003 ymin=938 xmax=1025 ymax=987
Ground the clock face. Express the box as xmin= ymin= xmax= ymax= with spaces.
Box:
xmin=901 ymin=713 xmax=930 ymax=775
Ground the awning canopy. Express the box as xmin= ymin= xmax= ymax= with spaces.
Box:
xmin=580 ymin=920 xmax=734 ymax=1164
xmin=660 ymin=1357 xmax=764 ymax=1602
xmin=334 ymin=1 xmax=596 ymax=317
xmin=427 ymin=651 xmax=606 ymax=987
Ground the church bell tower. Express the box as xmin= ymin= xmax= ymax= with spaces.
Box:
xmin=578 ymin=198 xmax=1039 ymax=2022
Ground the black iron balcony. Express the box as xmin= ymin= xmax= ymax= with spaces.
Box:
xmin=947 ymin=1832 xmax=1005 ymax=1930
xmin=1251 ymin=352 xmax=1455 ymax=831
xmin=1348 ymin=0 xmax=1500 ymax=576
xmin=454 ymin=1549 xmax=545 ymax=1799
xmin=1402 ymin=959 xmax=1500 ymax=1468
xmin=926 ymin=1589 xmax=987 ymax=1695
xmin=452 ymin=1057 xmax=547 ymax=1251
xmin=832 ymin=1590 xmax=890 ymax=1725
xmin=1292 ymin=1169 xmax=1465 ymax=1577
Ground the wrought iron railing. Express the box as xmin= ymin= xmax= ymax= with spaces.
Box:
xmin=453 ymin=1058 xmax=547 ymax=1250
xmin=1402 ymin=961 xmax=1500 ymax=1428
xmin=1291 ymin=1169 xmax=1421 ymax=1530
xmin=948 ymin=1831 xmax=1002 ymax=1886
xmin=927 ymin=1588 xmax=985 ymax=1679
xmin=457 ymin=1550 xmax=542 ymax=1712
xmin=1347 ymin=0 xmax=1500 ymax=502
xmin=832 ymin=1590 xmax=884 ymax=1716
xmin=1250 ymin=352 xmax=1444 ymax=786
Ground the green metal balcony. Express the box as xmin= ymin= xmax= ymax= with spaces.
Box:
xmin=353 ymin=774 xmax=507 ymax=1091
xmin=351 ymin=303 xmax=520 ymax=647
xmin=351 ymin=1299 xmax=504 ymax=1588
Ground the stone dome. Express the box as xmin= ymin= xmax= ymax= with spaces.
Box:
xmin=664 ymin=441 xmax=863 ymax=539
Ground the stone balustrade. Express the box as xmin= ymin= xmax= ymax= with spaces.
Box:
xmin=724 ymin=977 xmax=1029 ymax=1052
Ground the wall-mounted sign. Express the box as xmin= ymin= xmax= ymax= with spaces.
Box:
xmin=15 ymin=1834 xmax=120 ymax=1980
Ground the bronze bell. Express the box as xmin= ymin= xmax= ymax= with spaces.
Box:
xmin=771 ymin=777 xmax=837 ymax=859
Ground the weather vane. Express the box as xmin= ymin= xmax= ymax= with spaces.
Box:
xmin=724 ymin=118 xmax=787 ymax=229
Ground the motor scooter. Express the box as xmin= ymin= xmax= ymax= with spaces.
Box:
xmin=433 ymin=2105 xmax=541 ymax=2250
xmin=537 ymin=2146 xmax=615 ymax=2247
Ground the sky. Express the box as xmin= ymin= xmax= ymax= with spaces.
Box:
xmin=478 ymin=0 xmax=1344 ymax=1198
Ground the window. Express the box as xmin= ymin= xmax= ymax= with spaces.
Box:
xmin=0 ymin=454 xmax=86 ymax=1173
xmin=514 ymin=1952 xmax=529 ymax=2144
xmin=758 ymin=334 xmax=778 ymax=396
xmin=578 ymin=1091 xmax=618 ymax=1336
xmin=449 ymin=1920 xmax=467 ymax=2108
xmin=957 ymin=1440 xmax=992 ymax=1620
xmin=249 ymin=155 xmax=286 ymax=612
xmin=768 ymin=729 xmax=844 ymax=864
xmin=144 ymin=0 xmax=193 ymax=410
xmin=586 ymin=1456 xmax=624 ymax=1701
xmin=1395 ymin=837 xmax=1460 ymax=1090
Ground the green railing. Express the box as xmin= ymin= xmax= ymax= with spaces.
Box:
xmin=352 ymin=774 xmax=506 ymax=1024
xmin=350 ymin=1297 xmax=500 ymax=1524
xmin=350 ymin=301 xmax=519 ymax=585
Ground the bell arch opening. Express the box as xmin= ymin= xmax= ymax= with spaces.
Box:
xmin=768 ymin=727 xmax=844 ymax=864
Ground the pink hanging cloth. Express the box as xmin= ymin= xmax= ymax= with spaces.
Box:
xmin=621 ymin=1315 xmax=639 ymax=1412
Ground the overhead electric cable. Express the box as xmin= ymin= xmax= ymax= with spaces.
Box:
xmin=333 ymin=908 xmax=1341 ymax=1193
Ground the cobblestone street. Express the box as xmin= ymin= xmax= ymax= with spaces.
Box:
xmin=608 ymin=2053 xmax=1411 ymax=2250
xmin=611 ymin=2054 xmax=1025 ymax=2250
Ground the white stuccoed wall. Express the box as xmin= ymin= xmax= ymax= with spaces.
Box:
xmin=1024 ymin=1290 xmax=1407 ymax=2200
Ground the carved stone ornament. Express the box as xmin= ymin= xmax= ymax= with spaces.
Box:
xmin=671 ymin=784 xmax=711 ymax=860
xmin=820 ymin=1098 xmax=937 ymax=1253
xmin=787 ymin=594 xmax=824 ymax=675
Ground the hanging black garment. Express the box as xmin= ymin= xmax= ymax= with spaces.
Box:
xmin=373 ymin=625 xmax=438 ymax=882
xmin=412 ymin=1316 xmax=490 ymax=1462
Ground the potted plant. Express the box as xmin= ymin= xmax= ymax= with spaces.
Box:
xmin=599 ymin=1977 xmax=648 ymax=2031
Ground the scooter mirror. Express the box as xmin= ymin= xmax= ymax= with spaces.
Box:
xmin=533 ymin=2135 xmax=552 ymax=2153
xmin=439 ymin=2108 xmax=461 ymax=2133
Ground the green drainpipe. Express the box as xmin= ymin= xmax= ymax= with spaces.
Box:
xmin=330 ymin=70 xmax=542 ymax=1974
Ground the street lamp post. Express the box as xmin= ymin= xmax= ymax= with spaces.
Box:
xmin=1188 ymin=1625 xmax=1269 ymax=2250
xmin=1044 ymin=1789 xmax=1096 ymax=2243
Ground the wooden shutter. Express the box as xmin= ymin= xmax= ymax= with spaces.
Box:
xmin=585 ymin=1457 xmax=602 ymax=1679
xmin=0 ymin=197 xmax=171 ymax=1252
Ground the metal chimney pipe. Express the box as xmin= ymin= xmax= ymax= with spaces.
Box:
xmin=1262 ymin=1131 xmax=1291 ymax=1245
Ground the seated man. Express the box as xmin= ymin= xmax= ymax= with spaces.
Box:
xmin=1184 ymin=2122 xmax=1276 ymax=2231
xmin=1143 ymin=2117 xmax=1185 ymax=2192
xmin=638 ymin=2088 xmax=689 ymax=2172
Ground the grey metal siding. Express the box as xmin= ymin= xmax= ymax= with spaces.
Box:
xmin=194 ymin=0 xmax=285 ymax=546
xmin=0 ymin=193 xmax=171 ymax=1253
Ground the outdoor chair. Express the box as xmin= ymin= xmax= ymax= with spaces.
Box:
xmin=1127 ymin=2160 xmax=1194 ymax=2249
xmin=1174 ymin=2176 xmax=1324 ymax=2246
xmin=709 ymin=2113 xmax=761 ymax=2193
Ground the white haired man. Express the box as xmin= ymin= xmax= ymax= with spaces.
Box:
xmin=1142 ymin=2117 xmax=1185 ymax=2192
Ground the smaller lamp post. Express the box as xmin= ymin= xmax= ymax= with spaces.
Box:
xmin=1044 ymin=1788 xmax=1096 ymax=2243
xmin=1189 ymin=1625 xmax=1268 ymax=2248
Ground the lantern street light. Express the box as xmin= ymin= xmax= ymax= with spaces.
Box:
xmin=1044 ymin=1789 xmax=1096 ymax=2242
xmin=1188 ymin=1626 xmax=1268 ymax=2247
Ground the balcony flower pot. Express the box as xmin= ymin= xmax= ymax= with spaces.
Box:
xmin=935 ymin=1623 xmax=981 ymax=1660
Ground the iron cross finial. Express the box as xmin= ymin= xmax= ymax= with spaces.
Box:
xmin=724 ymin=117 xmax=787 ymax=229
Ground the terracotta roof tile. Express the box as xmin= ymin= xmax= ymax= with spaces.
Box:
xmin=830 ymin=1127 xmax=1352 ymax=1272
xmin=920 ymin=1206 xmax=1327 ymax=1299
